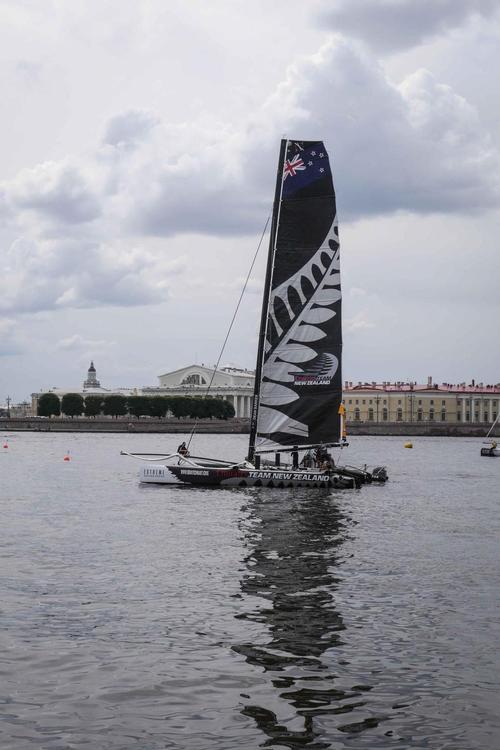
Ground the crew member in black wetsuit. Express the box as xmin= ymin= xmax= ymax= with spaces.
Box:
xmin=177 ymin=441 xmax=189 ymax=456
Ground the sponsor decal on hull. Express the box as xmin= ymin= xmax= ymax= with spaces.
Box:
xmin=247 ymin=470 xmax=329 ymax=482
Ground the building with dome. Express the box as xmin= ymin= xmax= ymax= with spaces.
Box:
xmin=83 ymin=361 xmax=100 ymax=389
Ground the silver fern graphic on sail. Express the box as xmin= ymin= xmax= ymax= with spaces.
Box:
xmin=257 ymin=217 xmax=341 ymax=440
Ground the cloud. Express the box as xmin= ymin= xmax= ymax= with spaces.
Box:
xmin=0 ymin=236 xmax=177 ymax=313
xmin=344 ymin=312 xmax=376 ymax=331
xmin=101 ymin=40 xmax=499 ymax=230
xmin=103 ymin=109 xmax=159 ymax=148
xmin=8 ymin=161 xmax=101 ymax=224
xmin=1 ymin=37 xmax=498 ymax=316
xmin=0 ymin=318 xmax=23 ymax=356
xmin=316 ymin=0 xmax=499 ymax=53
xmin=56 ymin=334 xmax=113 ymax=350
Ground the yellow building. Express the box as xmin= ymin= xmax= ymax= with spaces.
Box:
xmin=344 ymin=377 xmax=499 ymax=425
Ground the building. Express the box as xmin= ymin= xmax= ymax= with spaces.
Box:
xmin=30 ymin=362 xmax=255 ymax=418
xmin=344 ymin=377 xmax=500 ymax=425
xmin=83 ymin=361 xmax=100 ymax=388
xmin=28 ymin=362 xmax=499 ymax=426
xmin=143 ymin=364 xmax=255 ymax=418
xmin=31 ymin=362 xmax=137 ymax=414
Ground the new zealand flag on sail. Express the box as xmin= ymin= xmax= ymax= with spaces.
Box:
xmin=281 ymin=141 xmax=332 ymax=199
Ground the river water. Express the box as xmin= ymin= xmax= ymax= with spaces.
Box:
xmin=0 ymin=432 xmax=498 ymax=749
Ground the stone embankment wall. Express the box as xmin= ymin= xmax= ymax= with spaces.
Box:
xmin=1 ymin=417 xmax=498 ymax=437
xmin=0 ymin=417 xmax=250 ymax=433
xmin=347 ymin=422 xmax=499 ymax=437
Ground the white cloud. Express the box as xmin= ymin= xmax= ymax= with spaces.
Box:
xmin=0 ymin=236 xmax=180 ymax=313
xmin=317 ymin=0 xmax=499 ymax=53
xmin=344 ymin=312 xmax=376 ymax=331
xmin=56 ymin=334 xmax=113 ymax=350
xmin=8 ymin=161 xmax=101 ymax=224
xmin=0 ymin=318 xmax=23 ymax=356
xmin=1 ymin=35 xmax=498 ymax=318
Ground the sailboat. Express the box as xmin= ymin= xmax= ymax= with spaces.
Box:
xmin=123 ymin=139 xmax=387 ymax=488
xmin=480 ymin=413 xmax=499 ymax=456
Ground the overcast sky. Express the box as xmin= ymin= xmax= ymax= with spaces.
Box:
xmin=1 ymin=0 xmax=499 ymax=401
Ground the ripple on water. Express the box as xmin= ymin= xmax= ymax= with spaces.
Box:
xmin=0 ymin=432 xmax=499 ymax=748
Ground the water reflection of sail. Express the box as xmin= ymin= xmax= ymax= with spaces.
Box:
xmin=234 ymin=491 xmax=361 ymax=747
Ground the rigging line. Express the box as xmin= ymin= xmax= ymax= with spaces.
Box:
xmin=186 ymin=213 xmax=271 ymax=450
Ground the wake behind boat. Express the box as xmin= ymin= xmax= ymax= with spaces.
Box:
xmin=123 ymin=138 xmax=388 ymax=489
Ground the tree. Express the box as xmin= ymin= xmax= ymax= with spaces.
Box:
xmin=84 ymin=395 xmax=103 ymax=418
xmin=148 ymin=397 xmax=169 ymax=419
xmin=61 ymin=393 xmax=84 ymax=418
xmin=102 ymin=394 xmax=127 ymax=418
xmin=127 ymin=396 xmax=150 ymax=418
xmin=37 ymin=393 xmax=61 ymax=417
xmin=219 ymin=399 xmax=235 ymax=419
xmin=170 ymin=397 xmax=191 ymax=419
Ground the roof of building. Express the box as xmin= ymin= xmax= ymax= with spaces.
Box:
xmin=344 ymin=381 xmax=500 ymax=394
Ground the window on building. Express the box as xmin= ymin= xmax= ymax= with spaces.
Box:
xmin=181 ymin=373 xmax=206 ymax=385
xmin=441 ymin=411 xmax=446 ymax=421
xmin=348 ymin=399 xmax=352 ymax=404
xmin=474 ymin=412 xmax=478 ymax=421
xmin=417 ymin=408 xmax=423 ymax=421
xmin=383 ymin=399 xmax=387 ymax=405
xmin=429 ymin=409 xmax=434 ymax=421
xmin=355 ymin=399 xmax=359 ymax=405
xmin=368 ymin=408 xmax=374 ymax=421
xmin=382 ymin=408 xmax=388 ymax=421
xmin=466 ymin=412 xmax=470 ymax=421
xmin=457 ymin=412 xmax=461 ymax=421
xmin=493 ymin=412 xmax=497 ymax=421
xmin=430 ymin=400 xmax=434 ymax=405
xmin=369 ymin=399 xmax=372 ymax=405
xmin=398 ymin=399 xmax=402 ymax=405
xmin=442 ymin=400 xmax=446 ymax=406
xmin=484 ymin=413 xmax=489 ymax=422
xmin=493 ymin=401 xmax=497 ymax=407
xmin=475 ymin=400 xmax=479 ymax=406
xmin=354 ymin=408 xmax=360 ymax=421
xmin=397 ymin=408 xmax=403 ymax=421
xmin=457 ymin=399 xmax=462 ymax=405
xmin=362 ymin=399 xmax=366 ymax=405
xmin=418 ymin=400 xmax=422 ymax=405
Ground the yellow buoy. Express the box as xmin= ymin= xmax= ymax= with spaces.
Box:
xmin=404 ymin=442 xmax=413 ymax=449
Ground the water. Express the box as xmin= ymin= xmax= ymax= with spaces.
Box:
xmin=0 ymin=432 xmax=498 ymax=749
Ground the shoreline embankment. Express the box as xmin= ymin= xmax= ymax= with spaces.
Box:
xmin=1 ymin=417 xmax=498 ymax=437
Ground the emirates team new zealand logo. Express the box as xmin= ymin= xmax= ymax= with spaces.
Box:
xmin=291 ymin=353 xmax=338 ymax=386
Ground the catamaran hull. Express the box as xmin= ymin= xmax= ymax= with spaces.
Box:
xmin=480 ymin=447 xmax=499 ymax=457
xmin=139 ymin=464 xmax=357 ymax=489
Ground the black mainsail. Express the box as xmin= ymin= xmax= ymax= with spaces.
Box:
xmin=249 ymin=139 xmax=342 ymax=457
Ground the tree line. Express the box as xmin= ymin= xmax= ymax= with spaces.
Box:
xmin=37 ymin=393 xmax=236 ymax=420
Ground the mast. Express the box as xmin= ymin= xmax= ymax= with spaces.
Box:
xmin=248 ymin=138 xmax=287 ymax=463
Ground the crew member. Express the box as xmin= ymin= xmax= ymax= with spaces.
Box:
xmin=177 ymin=441 xmax=189 ymax=456
xmin=291 ymin=446 xmax=299 ymax=470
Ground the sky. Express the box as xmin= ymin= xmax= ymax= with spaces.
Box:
xmin=1 ymin=0 xmax=499 ymax=401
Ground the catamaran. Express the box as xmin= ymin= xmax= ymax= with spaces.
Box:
xmin=123 ymin=139 xmax=387 ymax=488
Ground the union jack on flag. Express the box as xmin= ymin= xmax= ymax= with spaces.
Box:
xmin=283 ymin=153 xmax=306 ymax=179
